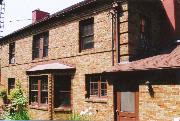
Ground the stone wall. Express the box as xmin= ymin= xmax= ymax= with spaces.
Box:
xmin=139 ymin=85 xmax=180 ymax=121
xmin=0 ymin=7 xmax=118 ymax=120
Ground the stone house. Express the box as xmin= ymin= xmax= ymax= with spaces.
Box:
xmin=0 ymin=0 xmax=180 ymax=121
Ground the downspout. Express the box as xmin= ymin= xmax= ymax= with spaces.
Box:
xmin=110 ymin=9 xmax=115 ymax=66
xmin=113 ymin=1 xmax=121 ymax=63
xmin=111 ymin=1 xmax=121 ymax=65
xmin=115 ymin=10 xmax=120 ymax=63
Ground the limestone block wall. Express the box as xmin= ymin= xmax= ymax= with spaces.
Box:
xmin=139 ymin=85 xmax=180 ymax=121
xmin=0 ymin=8 xmax=116 ymax=121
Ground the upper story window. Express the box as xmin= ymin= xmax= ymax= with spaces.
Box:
xmin=139 ymin=15 xmax=151 ymax=52
xmin=131 ymin=15 xmax=152 ymax=61
xmin=32 ymin=32 xmax=49 ymax=60
xmin=85 ymin=74 xmax=107 ymax=99
xmin=9 ymin=42 xmax=15 ymax=64
xmin=79 ymin=18 xmax=94 ymax=51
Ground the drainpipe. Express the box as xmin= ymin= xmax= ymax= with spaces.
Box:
xmin=110 ymin=9 xmax=115 ymax=66
xmin=115 ymin=10 xmax=120 ymax=63
xmin=112 ymin=1 xmax=121 ymax=64
xmin=110 ymin=1 xmax=121 ymax=66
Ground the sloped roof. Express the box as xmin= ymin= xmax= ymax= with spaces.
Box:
xmin=27 ymin=62 xmax=75 ymax=72
xmin=106 ymin=45 xmax=180 ymax=72
xmin=0 ymin=0 xmax=103 ymax=41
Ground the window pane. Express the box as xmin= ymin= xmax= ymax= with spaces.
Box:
xmin=121 ymin=92 xmax=135 ymax=112
xmin=82 ymin=36 xmax=94 ymax=49
xmin=90 ymin=82 xmax=98 ymax=96
xmin=41 ymin=77 xmax=48 ymax=104
xmin=101 ymin=82 xmax=107 ymax=96
xmin=59 ymin=91 xmax=71 ymax=107
xmin=44 ymin=34 xmax=49 ymax=46
xmin=82 ymin=24 xmax=93 ymax=36
xmin=43 ymin=47 xmax=48 ymax=57
xmin=31 ymin=80 xmax=38 ymax=90
xmin=30 ymin=91 xmax=38 ymax=103
xmin=41 ymin=79 xmax=48 ymax=91
xmin=33 ymin=49 xmax=39 ymax=59
xmin=41 ymin=92 xmax=48 ymax=104
xmin=101 ymin=90 xmax=107 ymax=97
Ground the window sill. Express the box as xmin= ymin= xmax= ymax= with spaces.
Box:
xmin=9 ymin=63 xmax=16 ymax=66
xmin=85 ymin=98 xmax=108 ymax=103
xmin=32 ymin=57 xmax=49 ymax=63
xmin=29 ymin=105 xmax=48 ymax=111
xmin=54 ymin=107 xmax=72 ymax=112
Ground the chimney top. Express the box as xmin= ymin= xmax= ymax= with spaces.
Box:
xmin=32 ymin=9 xmax=49 ymax=23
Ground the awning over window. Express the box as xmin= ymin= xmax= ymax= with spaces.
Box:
xmin=27 ymin=62 xmax=75 ymax=72
xmin=106 ymin=45 xmax=180 ymax=72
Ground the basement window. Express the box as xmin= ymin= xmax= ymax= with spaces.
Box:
xmin=9 ymin=42 xmax=15 ymax=64
xmin=29 ymin=76 xmax=48 ymax=109
xmin=32 ymin=32 xmax=49 ymax=60
xmin=85 ymin=74 xmax=107 ymax=99
xmin=79 ymin=18 xmax=94 ymax=51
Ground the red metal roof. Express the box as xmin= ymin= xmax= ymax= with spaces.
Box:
xmin=27 ymin=62 xmax=75 ymax=72
xmin=106 ymin=45 xmax=180 ymax=72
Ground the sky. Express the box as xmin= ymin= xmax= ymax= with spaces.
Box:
xmin=1 ymin=0 xmax=83 ymax=37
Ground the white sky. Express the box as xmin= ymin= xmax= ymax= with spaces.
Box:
xmin=2 ymin=0 xmax=83 ymax=37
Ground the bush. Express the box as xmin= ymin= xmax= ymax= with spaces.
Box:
xmin=0 ymin=89 xmax=7 ymax=98
xmin=2 ymin=82 xmax=30 ymax=120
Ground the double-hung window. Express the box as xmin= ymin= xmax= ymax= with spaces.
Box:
xmin=29 ymin=76 xmax=48 ymax=108
xmin=32 ymin=32 xmax=49 ymax=60
xmin=85 ymin=74 xmax=107 ymax=98
xmin=79 ymin=18 xmax=94 ymax=51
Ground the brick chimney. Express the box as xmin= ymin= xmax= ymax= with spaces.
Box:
xmin=32 ymin=9 xmax=49 ymax=23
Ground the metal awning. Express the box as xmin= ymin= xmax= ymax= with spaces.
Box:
xmin=27 ymin=62 xmax=75 ymax=72
xmin=106 ymin=45 xmax=180 ymax=73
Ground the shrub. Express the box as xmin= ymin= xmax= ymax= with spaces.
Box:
xmin=0 ymin=89 xmax=7 ymax=98
xmin=2 ymin=82 xmax=30 ymax=120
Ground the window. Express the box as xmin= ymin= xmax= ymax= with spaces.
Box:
xmin=29 ymin=76 xmax=48 ymax=108
xmin=9 ymin=42 xmax=15 ymax=64
xmin=54 ymin=75 xmax=71 ymax=109
xmin=79 ymin=18 xmax=94 ymax=51
xmin=8 ymin=78 xmax=15 ymax=94
xmin=132 ymin=15 xmax=152 ymax=60
xmin=32 ymin=32 xmax=49 ymax=60
xmin=85 ymin=74 xmax=107 ymax=98
xmin=139 ymin=15 xmax=152 ymax=53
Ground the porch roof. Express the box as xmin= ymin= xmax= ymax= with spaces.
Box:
xmin=106 ymin=45 xmax=180 ymax=73
xmin=27 ymin=62 xmax=75 ymax=72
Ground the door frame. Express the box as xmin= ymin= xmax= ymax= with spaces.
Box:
xmin=116 ymin=90 xmax=139 ymax=121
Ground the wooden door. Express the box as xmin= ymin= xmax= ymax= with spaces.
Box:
xmin=116 ymin=84 xmax=139 ymax=121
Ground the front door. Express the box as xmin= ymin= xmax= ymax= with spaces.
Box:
xmin=116 ymin=82 xmax=139 ymax=121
